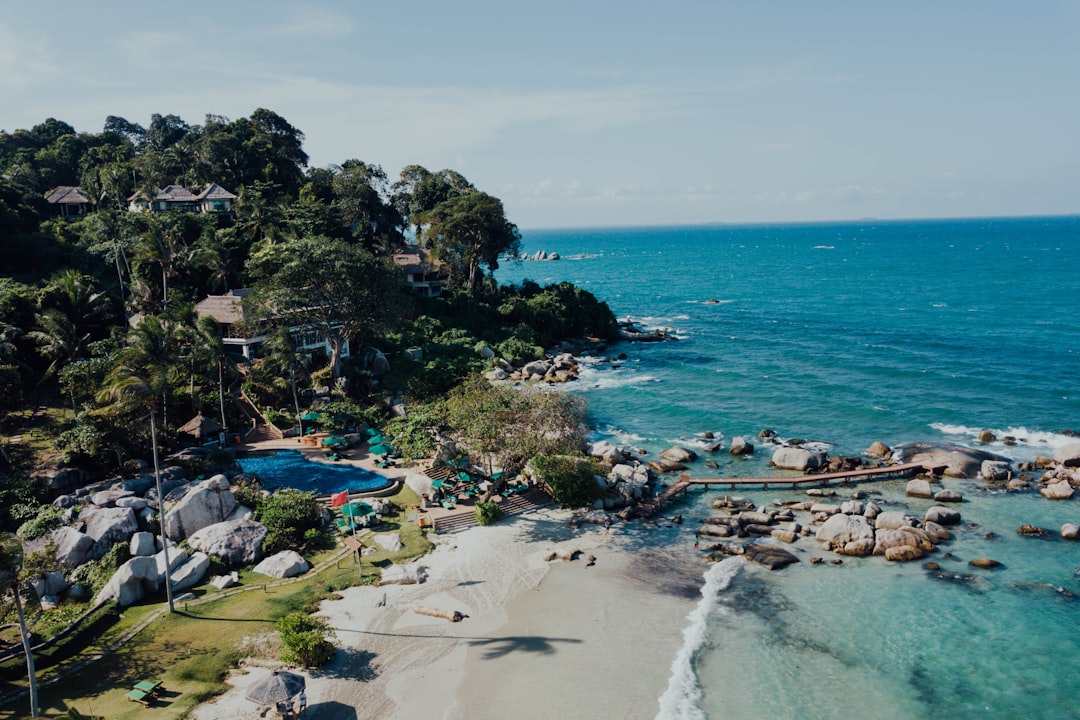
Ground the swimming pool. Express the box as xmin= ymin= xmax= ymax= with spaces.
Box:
xmin=236 ymin=450 xmax=390 ymax=496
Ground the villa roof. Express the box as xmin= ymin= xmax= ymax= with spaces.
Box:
xmin=392 ymin=246 xmax=445 ymax=274
xmin=45 ymin=186 xmax=91 ymax=205
xmin=195 ymin=289 xmax=253 ymax=325
xmin=195 ymin=183 xmax=237 ymax=201
xmin=157 ymin=184 xmax=199 ymax=201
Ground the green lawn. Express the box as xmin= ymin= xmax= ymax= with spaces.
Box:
xmin=1 ymin=489 xmax=432 ymax=720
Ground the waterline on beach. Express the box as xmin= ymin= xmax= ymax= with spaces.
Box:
xmin=656 ymin=557 xmax=744 ymax=720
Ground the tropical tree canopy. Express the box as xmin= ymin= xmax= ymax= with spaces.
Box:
xmin=246 ymin=236 xmax=410 ymax=377
xmin=420 ymin=189 xmax=520 ymax=291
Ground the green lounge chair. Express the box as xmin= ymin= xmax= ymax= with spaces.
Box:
xmin=126 ymin=688 xmax=152 ymax=706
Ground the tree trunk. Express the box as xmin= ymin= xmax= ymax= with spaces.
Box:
xmin=12 ymin=586 xmax=38 ymax=718
xmin=218 ymin=359 xmax=228 ymax=431
xmin=150 ymin=409 xmax=175 ymax=613
xmin=328 ymin=337 xmax=342 ymax=379
xmin=290 ymin=366 xmax=302 ymax=437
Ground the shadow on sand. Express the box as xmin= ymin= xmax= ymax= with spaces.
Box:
xmin=308 ymin=699 xmax=359 ymax=720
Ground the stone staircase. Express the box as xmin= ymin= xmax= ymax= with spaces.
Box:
xmin=229 ymin=372 xmax=282 ymax=443
xmin=432 ymin=488 xmax=553 ymax=534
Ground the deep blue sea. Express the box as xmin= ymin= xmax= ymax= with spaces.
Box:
xmin=497 ymin=216 xmax=1080 ymax=720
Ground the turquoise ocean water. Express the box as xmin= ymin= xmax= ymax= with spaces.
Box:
xmin=497 ymin=217 xmax=1080 ymax=720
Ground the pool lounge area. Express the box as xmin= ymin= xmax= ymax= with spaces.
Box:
xmin=236 ymin=450 xmax=393 ymax=497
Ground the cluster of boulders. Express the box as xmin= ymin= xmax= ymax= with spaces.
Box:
xmin=521 ymin=250 xmax=560 ymax=261
xmin=484 ymin=352 xmax=581 ymax=384
xmin=31 ymin=469 xmax=319 ymax=609
xmin=585 ymin=441 xmax=657 ymax=514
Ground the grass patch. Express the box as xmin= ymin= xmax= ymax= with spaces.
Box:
xmin=3 ymin=487 xmax=432 ymax=719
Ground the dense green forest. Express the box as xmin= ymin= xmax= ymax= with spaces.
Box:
xmin=0 ymin=109 xmax=619 ymax=532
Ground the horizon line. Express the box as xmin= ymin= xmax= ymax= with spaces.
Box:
xmin=518 ymin=211 xmax=1080 ymax=234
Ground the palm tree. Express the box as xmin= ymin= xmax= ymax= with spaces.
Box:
xmin=29 ymin=270 xmax=114 ymax=381
xmin=189 ymin=315 xmax=236 ymax=431
xmin=261 ymin=327 xmax=308 ymax=436
xmin=97 ymin=323 xmax=176 ymax=612
xmin=0 ymin=540 xmax=39 ymax=718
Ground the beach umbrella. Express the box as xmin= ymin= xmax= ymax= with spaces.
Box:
xmin=321 ymin=436 xmax=347 ymax=446
xmin=245 ymin=670 xmax=305 ymax=706
xmin=177 ymin=412 xmax=223 ymax=439
xmin=301 ymin=410 xmax=323 ymax=422
xmin=342 ymin=500 xmax=374 ymax=519
xmin=366 ymin=433 xmax=385 ymax=444
xmin=368 ymin=442 xmax=393 ymax=456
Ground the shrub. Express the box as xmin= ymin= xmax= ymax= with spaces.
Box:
xmin=276 ymin=611 xmax=337 ymax=667
xmin=16 ymin=505 xmax=65 ymax=541
xmin=256 ymin=489 xmax=321 ymax=553
xmin=475 ymin=501 xmax=502 ymax=526
xmin=531 ymin=455 xmax=603 ymax=508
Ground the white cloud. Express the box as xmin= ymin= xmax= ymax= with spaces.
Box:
xmin=258 ymin=8 xmax=356 ymax=39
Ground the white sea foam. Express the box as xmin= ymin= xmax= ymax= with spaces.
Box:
xmin=656 ymin=557 xmax=743 ymax=720
xmin=930 ymin=423 xmax=1078 ymax=459
xmin=576 ymin=363 xmax=659 ymax=390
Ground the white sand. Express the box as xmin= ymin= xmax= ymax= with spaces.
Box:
xmin=192 ymin=509 xmax=697 ymax=720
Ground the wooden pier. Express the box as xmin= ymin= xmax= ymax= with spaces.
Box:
xmin=641 ymin=461 xmax=941 ymax=517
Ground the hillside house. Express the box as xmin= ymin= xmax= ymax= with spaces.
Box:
xmin=128 ymin=183 xmax=236 ymax=214
xmin=194 ymin=289 xmax=349 ymax=361
xmin=392 ymin=246 xmax=448 ymax=297
xmin=45 ymin=186 xmax=92 ymax=218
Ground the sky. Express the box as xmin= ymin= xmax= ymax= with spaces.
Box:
xmin=2 ymin=1 xmax=1078 ymax=229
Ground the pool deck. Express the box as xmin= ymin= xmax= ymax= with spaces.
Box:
xmin=238 ymin=434 xmax=446 ymax=512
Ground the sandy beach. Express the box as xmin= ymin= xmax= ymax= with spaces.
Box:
xmin=192 ymin=506 xmax=699 ymax=720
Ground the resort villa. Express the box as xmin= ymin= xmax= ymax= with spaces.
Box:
xmin=44 ymin=186 xmax=93 ymax=217
xmin=392 ymin=246 xmax=448 ymax=297
xmin=194 ymin=289 xmax=349 ymax=362
xmin=127 ymin=183 xmax=237 ymax=213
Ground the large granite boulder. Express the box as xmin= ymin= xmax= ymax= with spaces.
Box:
xmin=729 ymin=436 xmax=754 ymax=456
xmin=375 ymin=533 xmax=403 ymax=552
xmin=874 ymin=511 xmax=918 ymax=530
xmin=981 ymin=461 xmax=1013 ymax=482
xmin=95 ymin=556 xmax=159 ymax=606
xmin=661 ymin=446 xmax=698 ymax=463
xmin=90 ymin=489 xmax=135 ymax=507
xmin=816 ymin=514 xmax=875 ymax=556
xmin=865 ymin=441 xmax=892 ymax=459
xmin=895 ymin=442 xmax=1011 ymax=478
xmin=378 ymin=563 xmax=427 ymax=586
xmin=252 ymin=550 xmax=310 ymax=579
xmin=130 ymin=531 xmax=157 ymax=557
xmin=906 ymin=479 xmax=934 ymax=498
xmin=874 ymin=527 xmax=935 ymax=555
xmin=170 ymin=552 xmax=211 ymax=591
xmin=884 ymin=545 xmax=925 ymax=562
xmin=154 ymin=545 xmax=187 ymax=578
xmin=924 ymin=506 xmax=961 ymax=526
xmin=163 ymin=475 xmax=237 ymax=540
xmin=81 ymin=507 xmax=139 ymax=561
xmin=186 ymin=519 xmax=268 ymax=568
xmin=1040 ymin=480 xmax=1075 ymax=500
xmin=772 ymin=447 xmax=826 ymax=472
xmin=1053 ymin=442 xmax=1080 ymax=468
xmin=51 ymin=526 xmax=95 ymax=568
xmin=743 ymin=544 xmax=799 ymax=570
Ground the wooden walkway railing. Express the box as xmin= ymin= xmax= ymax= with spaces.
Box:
xmin=641 ymin=462 xmax=942 ymax=517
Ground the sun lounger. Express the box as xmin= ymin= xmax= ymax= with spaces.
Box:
xmin=126 ymin=688 xmax=152 ymax=706
xmin=440 ymin=499 xmax=456 ymax=510
xmin=134 ymin=680 xmax=163 ymax=696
